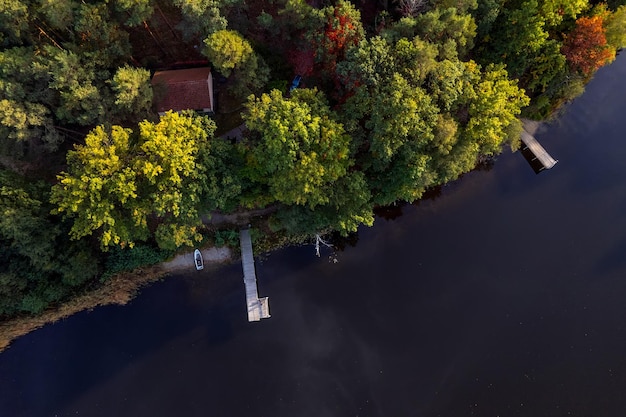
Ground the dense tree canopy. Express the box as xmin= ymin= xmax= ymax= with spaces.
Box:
xmin=391 ymin=7 xmax=477 ymax=59
xmin=338 ymin=30 xmax=527 ymax=205
xmin=0 ymin=170 xmax=98 ymax=317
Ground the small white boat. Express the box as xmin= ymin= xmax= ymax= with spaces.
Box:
xmin=194 ymin=249 xmax=204 ymax=270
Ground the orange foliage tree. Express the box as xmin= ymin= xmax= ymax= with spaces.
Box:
xmin=561 ymin=15 xmax=615 ymax=76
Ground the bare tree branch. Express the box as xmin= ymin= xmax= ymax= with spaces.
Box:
xmin=314 ymin=233 xmax=333 ymax=257
xmin=394 ymin=0 xmax=428 ymax=17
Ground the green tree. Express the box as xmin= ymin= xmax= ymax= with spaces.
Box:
xmin=114 ymin=0 xmax=153 ymax=26
xmin=540 ymin=0 xmax=589 ymax=26
xmin=38 ymin=0 xmax=77 ymax=31
xmin=202 ymin=29 xmax=269 ymax=97
xmin=426 ymin=58 xmax=478 ymax=111
xmin=110 ymin=65 xmax=153 ymax=116
xmin=407 ymin=7 xmax=477 ymax=59
xmin=274 ymin=171 xmax=373 ymax=236
xmin=73 ymin=3 xmax=131 ymax=67
xmin=337 ymin=36 xmax=438 ymax=92
xmin=0 ymin=99 xmax=61 ymax=154
xmin=0 ymin=47 xmax=61 ymax=154
xmin=472 ymin=0 xmax=505 ymax=42
xmin=277 ymin=0 xmax=320 ymax=35
xmin=0 ymin=47 xmax=51 ymax=104
xmin=134 ymin=112 xmax=216 ymax=250
xmin=1 ymin=183 xmax=59 ymax=272
xmin=434 ymin=0 xmax=478 ymax=13
xmin=337 ymin=36 xmax=395 ymax=90
xmin=481 ymin=0 xmax=549 ymax=78
xmin=463 ymin=64 xmax=530 ymax=155
xmin=0 ymin=0 xmax=29 ymax=47
xmin=243 ymin=89 xmax=352 ymax=208
xmin=45 ymin=48 xmax=105 ymax=126
xmin=173 ymin=0 xmax=228 ymax=40
xmin=604 ymin=5 xmax=626 ymax=49
xmin=196 ymin=137 xmax=244 ymax=213
xmin=0 ymin=170 xmax=98 ymax=317
xmin=523 ymin=39 xmax=567 ymax=94
xmin=203 ymin=29 xmax=255 ymax=77
xmin=344 ymin=74 xmax=440 ymax=205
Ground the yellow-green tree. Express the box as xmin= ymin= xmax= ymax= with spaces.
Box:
xmin=203 ymin=29 xmax=254 ymax=77
xmin=52 ymin=112 xmax=222 ymax=250
xmin=202 ymin=29 xmax=269 ymax=96
xmin=243 ymin=89 xmax=352 ymax=208
xmin=135 ymin=112 xmax=214 ymax=250
xmin=540 ymin=0 xmax=589 ymax=26
xmin=51 ymin=125 xmax=142 ymax=249
xmin=603 ymin=5 xmax=626 ymax=49
xmin=463 ymin=64 xmax=529 ymax=155
xmin=110 ymin=65 xmax=153 ymax=116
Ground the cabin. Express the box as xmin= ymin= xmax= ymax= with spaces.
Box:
xmin=151 ymin=67 xmax=214 ymax=116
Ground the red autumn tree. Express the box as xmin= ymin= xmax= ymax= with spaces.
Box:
xmin=315 ymin=0 xmax=365 ymax=74
xmin=562 ymin=15 xmax=615 ymax=76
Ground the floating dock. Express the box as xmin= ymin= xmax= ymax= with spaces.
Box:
xmin=520 ymin=130 xmax=558 ymax=172
xmin=239 ymin=229 xmax=270 ymax=322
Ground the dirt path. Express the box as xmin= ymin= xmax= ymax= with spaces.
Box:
xmin=203 ymin=205 xmax=278 ymax=226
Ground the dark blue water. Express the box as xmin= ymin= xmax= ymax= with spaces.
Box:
xmin=2 ymin=55 xmax=626 ymax=417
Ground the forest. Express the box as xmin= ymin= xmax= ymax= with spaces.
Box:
xmin=1 ymin=0 xmax=625 ymax=320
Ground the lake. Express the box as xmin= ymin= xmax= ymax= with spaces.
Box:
xmin=2 ymin=54 xmax=626 ymax=417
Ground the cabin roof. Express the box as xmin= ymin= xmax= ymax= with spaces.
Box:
xmin=151 ymin=67 xmax=213 ymax=113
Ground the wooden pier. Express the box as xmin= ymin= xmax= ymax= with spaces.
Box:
xmin=520 ymin=130 xmax=558 ymax=171
xmin=239 ymin=229 xmax=270 ymax=322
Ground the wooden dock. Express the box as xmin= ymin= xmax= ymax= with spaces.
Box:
xmin=239 ymin=229 xmax=270 ymax=322
xmin=520 ymin=130 xmax=558 ymax=171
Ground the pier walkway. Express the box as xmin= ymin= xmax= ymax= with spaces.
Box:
xmin=519 ymin=125 xmax=558 ymax=172
xmin=239 ymin=229 xmax=270 ymax=322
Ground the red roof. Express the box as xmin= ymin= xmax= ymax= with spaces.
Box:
xmin=151 ymin=67 xmax=213 ymax=113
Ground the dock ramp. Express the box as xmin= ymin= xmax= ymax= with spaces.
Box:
xmin=239 ymin=229 xmax=270 ymax=322
xmin=520 ymin=130 xmax=558 ymax=172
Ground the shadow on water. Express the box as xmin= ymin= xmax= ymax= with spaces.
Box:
xmin=372 ymin=158 xmax=494 ymax=224
xmin=329 ymin=230 xmax=360 ymax=252
xmin=518 ymin=146 xmax=552 ymax=174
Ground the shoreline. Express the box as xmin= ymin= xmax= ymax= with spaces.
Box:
xmin=0 ymin=118 xmax=546 ymax=353
xmin=0 ymin=245 xmax=234 ymax=353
